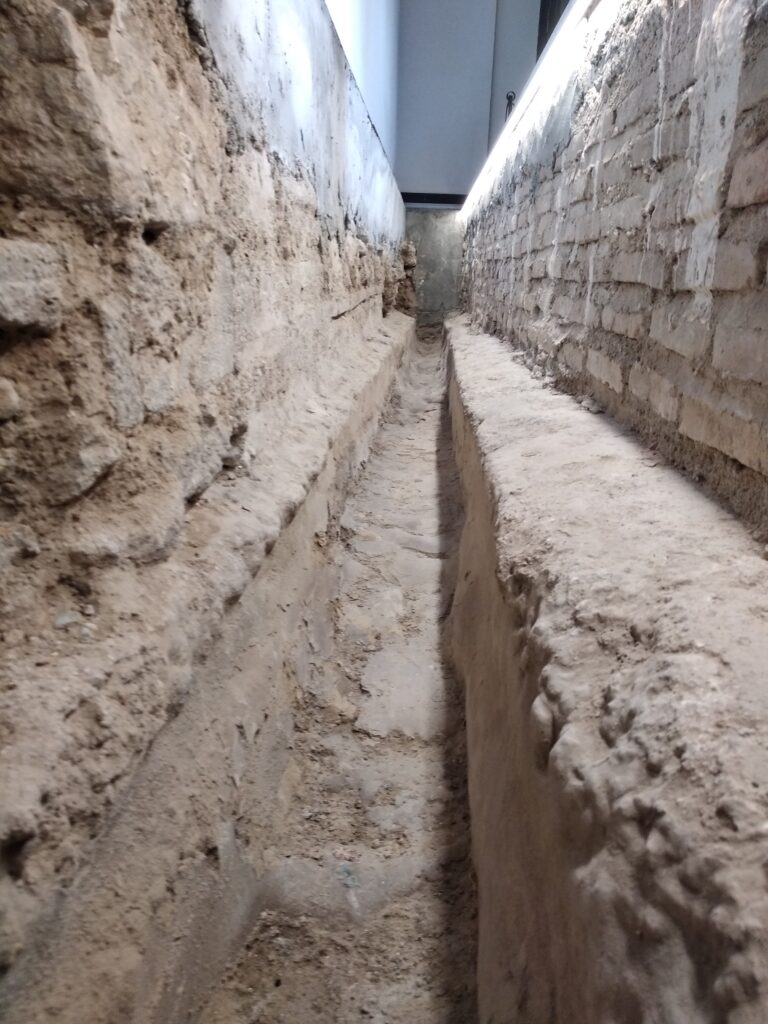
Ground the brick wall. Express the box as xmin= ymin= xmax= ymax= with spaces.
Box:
xmin=462 ymin=0 xmax=768 ymax=528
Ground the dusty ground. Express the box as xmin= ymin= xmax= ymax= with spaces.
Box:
xmin=197 ymin=329 xmax=476 ymax=1024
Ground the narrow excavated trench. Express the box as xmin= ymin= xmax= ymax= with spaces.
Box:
xmin=198 ymin=328 xmax=476 ymax=1024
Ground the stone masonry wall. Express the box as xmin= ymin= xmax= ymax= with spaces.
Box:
xmin=0 ymin=0 xmax=410 ymax=1015
xmin=462 ymin=0 xmax=768 ymax=529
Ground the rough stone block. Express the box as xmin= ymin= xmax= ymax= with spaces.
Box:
xmin=679 ymin=395 xmax=768 ymax=473
xmin=552 ymin=294 xmax=584 ymax=324
xmin=601 ymin=194 xmax=646 ymax=233
xmin=558 ymin=340 xmax=585 ymax=373
xmin=711 ymin=242 xmax=759 ymax=291
xmin=549 ymin=250 xmax=582 ymax=282
xmin=656 ymin=113 xmax=691 ymax=163
xmin=727 ymin=137 xmax=768 ymax=208
xmin=712 ymin=325 xmax=768 ymax=383
xmin=650 ymin=296 xmax=711 ymax=359
xmin=0 ymin=239 xmax=64 ymax=335
xmin=615 ymin=77 xmax=658 ymax=133
xmin=573 ymin=211 xmax=601 ymax=243
xmin=610 ymin=282 xmax=653 ymax=313
xmin=601 ymin=307 xmax=647 ymax=340
xmin=628 ymin=131 xmax=655 ymax=170
xmin=612 ymin=251 xmax=667 ymax=290
xmin=534 ymin=188 xmax=553 ymax=216
xmin=529 ymin=258 xmax=548 ymax=280
xmin=586 ymin=348 xmax=623 ymax=392
xmin=568 ymin=169 xmax=593 ymax=203
xmin=739 ymin=47 xmax=768 ymax=111
xmin=599 ymin=157 xmax=630 ymax=189
xmin=628 ymin=363 xmax=679 ymax=421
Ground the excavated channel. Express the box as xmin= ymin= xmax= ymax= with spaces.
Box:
xmin=197 ymin=327 xmax=477 ymax=1024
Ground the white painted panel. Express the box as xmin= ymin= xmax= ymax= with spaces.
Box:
xmin=395 ymin=0 xmax=497 ymax=195
xmin=488 ymin=0 xmax=540 ymax=147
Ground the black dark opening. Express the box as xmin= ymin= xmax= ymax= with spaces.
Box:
xmin=401 ymin=192 xmax=467 ymax=208
xmin=537 ymin=0 xmax=571 ymax=56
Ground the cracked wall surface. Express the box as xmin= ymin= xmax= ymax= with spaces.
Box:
xmin=462 ymin=0 xmax=768 ymax=529
xmin=0 ymin=0 xmax=412 ymax=1017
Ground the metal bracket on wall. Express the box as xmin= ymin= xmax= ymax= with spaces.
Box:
xmin=505 ymin=91 xmax=517 ymax=121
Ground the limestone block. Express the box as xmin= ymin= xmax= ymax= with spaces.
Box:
xmin=628 ymin=363 xmax=679 ymax=421
xmin=679 ymin=395 xmax=768 ymax=473
xmin=601 ymin=194 xmax=646 ymax=233
xmin=598 ymin=157 xmax=629 ymax=189
xmin=0 ymin=239 xmax=64 ymax=335
xmin=713 ymin=325 xmax=768 ymax=383
xmin=568 ymin=169 xmax=593 ymax=202
xmin=552 ymin=294 xmax=584 ymax=324
xmin=628 ymin=130 xmax=655 ymax=170
xmin=601 ymin=306 xmax=647 ymax=340
xmin=611 ymin=251 xmax=667 ymax=290
xmin=615 ymin=76 xmax=658 ymax=132
xmin=650 ymin=296 xmax=711 ymax=359
xmin=711 ymin=242 xmax=759 ymax=291
xmin=533 ymin=188 xmax=554 ymax=216
xmin=528 ymin=258 xmax=548 ymax=280
xmin=739 ymin=47 xmax=768 ymax=112
xmin=558 ymin=341 xmax=585 ymax=373
xmin=573 ymin=210 xmax=601 ymax=243
xmin=586 ymin=348 xmax=623 ymax=392
xmin=727 ymin=137 xmax=768 ymax=208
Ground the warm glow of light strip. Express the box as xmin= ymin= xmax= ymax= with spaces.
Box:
xmin=461 ymin=0 xmax=622 ymax=222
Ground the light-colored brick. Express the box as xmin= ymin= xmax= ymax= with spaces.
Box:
xmin=612 ymin=251 xmax=667 ymax=290
xmin=586 ymin=348 xmax=623 ymax=392
xmin=552 ymin=294 xmax=582 ymax=322
xmin=628 ymin=364 xmax=679 ymax=421
xmin=629 ymin=131 xmax=654 ymax=170
xmin=558 ymin=341 xmax=585 ymax=373
xmin=679 ymin=396 xmax=768 ymax=474
xmin=650 ymin=297 xmax=711 ymax=359
xmin=568 ymin=170 xmax=593 ymax=203
xmin=711 ymin=242 xmax=759 ymax=291
xmin=712 ymin=325 xmax=768 ymax=384
xmin=739 ymin=47 xmax=768 ymax=112
xmin=534 ymin=187 xmax=554 ymax=216
xmin=601 ymin=307 xmax=647 ymax=340
xmin=573 ymin=211 xmax=601 ymax=244
xmin=615 ymin=77 xmax=658 ymax=133
xmin=601 ymin=195 xmax=646 ymax=233
xmin=727 ymin=136 xmax=768 ymax=208
xmin=656 ymin=113 xmax=691 ymax=163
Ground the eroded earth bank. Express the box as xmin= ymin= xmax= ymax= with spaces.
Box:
xmin=199 ymin=330 xmax=475 ymax=1024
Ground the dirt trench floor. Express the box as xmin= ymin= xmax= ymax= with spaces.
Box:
xmin=197 ymin=329 xmax=477 ymax=1024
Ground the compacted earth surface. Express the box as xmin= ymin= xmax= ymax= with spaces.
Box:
xmin=197 ymin=329 xmax=477 ymax=1024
